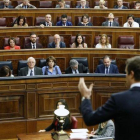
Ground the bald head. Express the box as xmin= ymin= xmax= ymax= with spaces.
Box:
xmin=54 ymin=34 xmax=61 ymax=44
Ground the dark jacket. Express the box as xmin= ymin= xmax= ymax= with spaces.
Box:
xmin=80 ymin=86 xmax=140 ymax=140
xmin=0 ymin=4 xmax=13 ymax=8
xmin=76 ymin=5 xmax=89 ymax=8
xmin=56 ymin=21 xmax=72 ymax=26
xmin=19 ymin=66 xmax=42 ymax=76
xmin=48 ymin=42 xmax=66 ymax=48
xmin=40 ymin=21 xmax=54 ymax=26
xmin=95 ymin=64 xmax=119 ymax=74
xmin=102 ymin=21 xmax=119 ymax=26
xmin=24 ymin=42 xmax=43 ymax=49
xmin=77 ymin=22 xmax=93 ymax=26
xmin=65 ymin=63 xmax=89 ymax=74
xmin=114 ymin=5 xmax=128 ymax=9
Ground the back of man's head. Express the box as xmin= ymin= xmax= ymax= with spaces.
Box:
xmin=126 ymin=56 xmax=140 ymax=81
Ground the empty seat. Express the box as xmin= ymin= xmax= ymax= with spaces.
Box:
xmin=3 ymin=37 xmax=20 ymax=48
xmin=39 ymin=59 xmax=46 ymax=68
xmin=17 ymin=60 xmax=28 ymax=75
xmin=118 ymin=36 xmax=134 ymax=49
xmin=69 ymin=36 xmax=86 ymax=47
xmin=0 ymin=18 xmax=7 ymax=27
xmin=39 ymin=1 xmax=52 ymax=8
xmin=134 ymin=18 xmax=140 ymax=27
xmin=35 ymin=17 xmax=45 ymax=26
xmin=75 ymin=16 xmax=91 ymax=26
xmin=76 ymin=1 xmax=89 ymax=7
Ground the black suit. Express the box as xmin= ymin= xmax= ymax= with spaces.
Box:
xmin=80 ymin=86 xmax=140 ymax=140
xmin=0 ymin=5 xmax=13 ymax=8
xmin=24 ymin=42 xmax=43 ymax=49
xmin=114 ymin=5 xmax=128 ymax=9
xmin=65 ymin=63 xmax=89 ymax=74
xmin=19 ymin=66 xmax=42 ymax=76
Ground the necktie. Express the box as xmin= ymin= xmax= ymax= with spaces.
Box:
xmin=110 ymin=22 xmax=112 ymax=27
xmin=30 ymin=70 xmax=33 ymax=76
xmin=106 ymin=67 xmax=109 ymax=74
xmin=75 ymin=70 xmax=77 ymax=74
xmin=33 ymin=44 xmax=35 ymax=49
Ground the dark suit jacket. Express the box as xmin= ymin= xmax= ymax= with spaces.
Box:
xmin=102 ymin=21 xmax=119 ymax=26
xmin=19 ymin=66 xmax=42 ymax=76
xmin=48 ymin=42 xmax=66 ymax=48
xmin=65 ymin=63 xmax=89 ymax=74
xmin=76 ymin=5 xmax=89 ymax=8
xmin=40 ymin=21 xmax=54 ymax=26
xmin=95 ymin=64 xmax=119 ymax=74
xmin=56 ymin=21 xmax=72 ymax=26
xmin=24 ymin=42 xmax=43 ymax=49
xmin=0 ymin=4 xmax=13 ymax=8
xmin=77 ymin=22 xmax=93 ymax=26
xmin=80 ymin=86 xmax=140 ymax=140
xmin=114 ymin=5 xmax=128 ymax=9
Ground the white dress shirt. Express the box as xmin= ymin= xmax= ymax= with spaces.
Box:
xmin=31 ymin=42 xmax=36 ymax=49
xmin=95 ymin=43 xmax=111 ymax=49
xmin=123 ymin=21 xmax=139 ymax=27
xmin=130 ymin=83 xmax=140 ymax=88
xmin=27 ymin=68 xmax=34 ymax=76
xmin=72 ymin=69 xmax=79 ymax=74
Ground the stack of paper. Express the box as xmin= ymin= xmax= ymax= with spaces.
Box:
xmin=70 ymin=129 xmax=89 ymax=139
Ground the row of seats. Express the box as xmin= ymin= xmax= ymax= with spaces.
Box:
xmin=0 ymin=0 xmax=138 ymax=9
xmin=0 ymin=57 xmax=118 ymax=75
xmin=1 ymin=35 xmax=135 ymax=49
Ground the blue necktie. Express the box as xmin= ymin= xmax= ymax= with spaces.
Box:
xmin=30 ymin=70 xmax=33 ymax=76
xmin=106 ymin=67 xmax=109 ymax=74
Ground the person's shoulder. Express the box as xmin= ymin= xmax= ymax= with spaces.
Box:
xmin=35 ymin=66 xmax=42 ymax=70
xmin=20 ymin=66 xmax=28 ymax=71
xmin=65 ymin=4 xmax=70 ymax=8
xmin=110 ymin=64 xmax=117 ymax=68
xmin=15 ymin=46 xmax=20 ymax=49
xmin=76 ymin=5 xmax=80 ymax=8
xmin=107 ymin=120 xmax=114 ymax=126
xmin=94 ymin=6 xmax=99 ymax=9
xmin=123 ymin=5 xmax=128 ymax=9
xmin=0 ymin=5 xmax=4 ymax=8
xmin=4 ymin=46 xmax=10 ymax=50
xmin=55 ymin=4 xmax=60 ymax=8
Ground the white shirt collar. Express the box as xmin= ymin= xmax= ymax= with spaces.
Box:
xmin=27 ymin=68 xmax=34 ymax=76
xmin=130 ymin=83 xmax=140 ymax=89
xmin=31 ymin=42 xmax=36 ymax=49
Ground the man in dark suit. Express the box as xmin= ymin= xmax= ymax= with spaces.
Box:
xmin=65 ymin=59 xmax=88 ymax=74
xmin=24 ymin=33 xmax=43 ymax=49
xmin=48 ymin=34 xmax=66 ymax=48
xmin=40 ymin=14 xmax=54 ymax=28
xmin=56 ymin=14 xmax=72 ymax=26
xmin=102 ymin=13 xmax=119 ymax=27
xmin=95 ymin=55 xmax=119 ymax=74
xmin=0 ymin=0 xmax=13 ymax=8
xmin=76 ymin=0 xmax=89 ymax=8
xmin=79 ymin=56 xmax=140 ymax=140
xmin=114 ymin=0 xmax=128 ymax=9
xmin=19 ymin=57 xmax=42 ymax=76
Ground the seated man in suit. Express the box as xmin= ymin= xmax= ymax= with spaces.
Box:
xmin=65 ymin=59 xmax=89 ymax=74
xmin=15 ymin=0 xmax=36 ymax=9
xmin=24 ymin=33 xmax=43 ymax=49
xmin=76 ymin=0 xmax=89 ymax=8
xmin=19 ymin=57 xmax=42 ymax=76
xmin=56 ymin=14 xmax=72 ymax=26
xmin=48 ymin=34 xmax=66 ymax=48
xmin=40 ymin=14 xmax=54 ymax=28
xmin=114 ymin=0 xmax=128 ymax=9
xmin=102 ymin=13 xmax=119 ymax=27
xmin=0 ymin=0 xmax=13 ymax=9
xmin=95 ymin=55 xmax=119 ymax=74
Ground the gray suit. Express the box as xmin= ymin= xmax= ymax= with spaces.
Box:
xmin=102 ymin=21 xmax=119 ymax=26
xmin=55 ymin=4 xmax=70 ymax=8
xmin=15 ymin=3 xmax=36 ymax=9
xmin=19 ymin=66 xmax=42 ymax=76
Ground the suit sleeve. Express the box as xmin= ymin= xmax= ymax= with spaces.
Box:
xmin=80 ymin=95 xmax=117 ymax=126
xmin=115 ymin=65 xmax=119 ymax=74
xmin=102 ymin=22 xmax=105 ymax=26
xmin=45 ymin=122 xmax=55 ymax=131
xmin=48 ymin=43 xmax=52 ymax=48
xmin=95 ymin=66 xmax=99 ymax=73
xmin=56 ymin=66 xmax=62 ymax=74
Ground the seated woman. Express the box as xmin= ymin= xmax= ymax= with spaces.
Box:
xmin=0 ymin=66 xmax=14 ymax=77
xmin=39 ymin=99 xmax=71 ymax=132
xmin=71 ymin=34 xmax=87 ymax=48
xmin=89 ymin=120 xmax=115 ymax=138
xmin=77 ymin=14 xmax=93 ymax=26
xmin=4 ymin=37 xmax=20 ymax=50
xmin=95 ymin=34 xmax=111 ymax=48
xmin=13 ymin=15 xmax=28 ymax=27
xmin=94 ymin=0 xmax=108 ymax=9
xmin=42 ymin=56 xmax=62 ymax=75
xmin=55 ymin=0 xmax=70 ymax=8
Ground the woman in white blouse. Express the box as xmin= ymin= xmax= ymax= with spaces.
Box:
xmin=95 ymin=34 xmax=111 ymax=48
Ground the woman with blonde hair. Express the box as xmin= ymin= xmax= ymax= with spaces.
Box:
xmin=94 ymin=0 xmax=108 ymax=9
xmin=95 ymin=34 xmax=111 ymax=48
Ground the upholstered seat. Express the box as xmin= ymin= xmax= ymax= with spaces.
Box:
xmin=39 ymin=1 xmax=52 ymax=8
xmin=39 ymin=59 xmax=46 ymax=68
xmin=17 ymin=60 xmax=28 ymax=75
xmin=0 ymin=18 xmax=7 ymax=27
xmin=71 ymin=116 xmax=78 ymax=129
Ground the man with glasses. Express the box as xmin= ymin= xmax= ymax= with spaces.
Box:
xmin=56 ymin=14 xmax=72 ymax=26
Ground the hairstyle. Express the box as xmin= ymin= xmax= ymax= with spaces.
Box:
xmin=30 ymin=32 xmax=36 ymax=37
xmin=135 ymin=1 xmax=140 ymax=5
xmin=61 ymin=14 xmax=67 ymax=19
xmin=126 ymin=56 xmax=140 ymax=81
xmin=99 ymin=34 xmax=109 ymax=46
xmin=127 ymin=14 xmax=135 ymax=20
xmin=0 ymin=66 xmax=11 ymax=77
xmin=27 ymin=57 xmax=36 ymax=64
xmin=8 ymin=37 xmax=16 ymax=46
xmin=58 ymin=0 xmax=65 ymax=2
xmin=81 ymin=14 xmax=89 ymax=22
xmin=70 ymin=59 xmax=79 ymax=67
xmin=99 ymin=0 xmax=105 ymax=4
xmin=46 ymin=56 xmax=56 ymax=66
xmin=17 ymin=15 xmax=26 ymax=26
xmin=45 ymin=14 xmax=51 ymax=17
xmin=74 ymin=34 xmax=84 ymax=47
xmin=103 ymin=55 xmax=110 ymax=60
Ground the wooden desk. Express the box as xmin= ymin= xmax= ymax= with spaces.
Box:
xmin=17 ymin=132 xmax=52 ymax=140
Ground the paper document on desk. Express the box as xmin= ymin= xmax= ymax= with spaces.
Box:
xmin=70 ymin=132 xmax=88 ymax=139
xmin=71 ymin=128 xmax=88 ymax=133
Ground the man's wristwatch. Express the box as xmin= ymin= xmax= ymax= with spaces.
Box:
xmin=81 ymin=96 xmax=90 ymax=101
